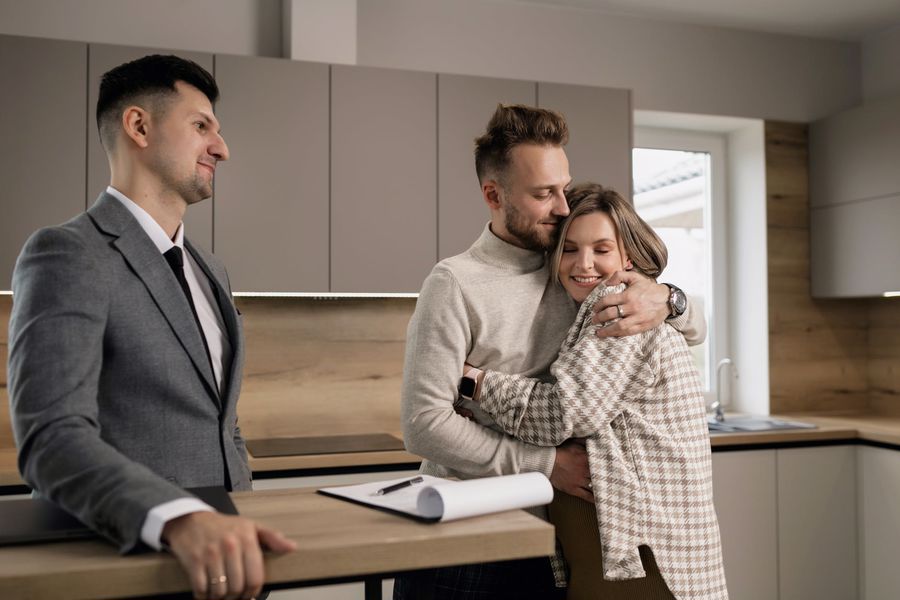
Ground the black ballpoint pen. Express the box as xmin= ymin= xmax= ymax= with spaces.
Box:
xmin=375 ymin=476 xmax=424 ymax=496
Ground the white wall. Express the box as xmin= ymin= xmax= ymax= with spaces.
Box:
xmin=0 ymin=0 xmax=862 ymax=122
xmin=356 ymin=0 xmax=861 ymax=122
xmin=0 ymin=0 xmax=282 ymax=57
xmin=727 ymin=122 xmax=770 ymax=414
xmin=862 ymin=24 xmax=900 ymax=101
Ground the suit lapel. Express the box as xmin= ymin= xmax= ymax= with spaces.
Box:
xmin=88 ymin=194 xmax=220 ymax=405
xmin=185 ymin=240 xmax=243 ymax=411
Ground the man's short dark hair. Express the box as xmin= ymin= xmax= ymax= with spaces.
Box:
xmin=474 ymin=104 xmax=569 ymax=187
xmin=96 ymin=54 xmax=219 ymax=151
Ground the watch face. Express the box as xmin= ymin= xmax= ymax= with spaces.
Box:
xmin=458 ymin=377 xmax=477 ymax=399
xmin=673 ymin=289 xmax=687 ymax=314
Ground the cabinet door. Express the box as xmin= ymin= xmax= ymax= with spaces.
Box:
xmin=213 ymin=55 xmax=329 ymax=292
xmin=87 ymin=44 xmax=214 ymax=252
xmin=858 ymin=446 xmax=900 ymax=600
xmin=777 ymin=446 xmax=857 ymax=600
xmin=810 ymin=96 xmax=900 ymax=209
xmin=538 ymin=83 xmax=632 ymax=198
xmin=0 ymin=35 xmax=86 ymax=289
xmin=437 ymin=75 xmax=536 ymax=260
xmin=810 ymin=194 xmax=900 ymax=298
xmin=331 ymin=65 xmax=437 ymax=292
xmin=711 ymin=450 xmax=778 ymax=600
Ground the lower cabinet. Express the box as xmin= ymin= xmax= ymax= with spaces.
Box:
xmin=711 ymin=450 xmax=779 ymax=600
xmin=858 ymin=446 xmax=900 ymax=600
xmin=712 ymin=446 xmax=858 ymax=600
xmin=777 ymin=446 xmax=858 ymax=600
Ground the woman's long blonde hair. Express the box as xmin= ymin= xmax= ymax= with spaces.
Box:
xmin=550 ymin=183 xmax=668 ymax=284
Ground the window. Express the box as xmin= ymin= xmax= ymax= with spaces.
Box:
xmin=633 ymin=128 xmax=729 ymax=391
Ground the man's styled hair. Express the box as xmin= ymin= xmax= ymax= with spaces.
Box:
xmin=551 ymin=183 xmax=668 ymax=283
xmin=474 ymin=104 xmax=569 ymax=187
xmin=96 ymin=54 xmax=219 ymax=151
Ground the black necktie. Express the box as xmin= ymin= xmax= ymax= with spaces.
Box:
xmin=163 ymin=246 xmax=216 ymax=388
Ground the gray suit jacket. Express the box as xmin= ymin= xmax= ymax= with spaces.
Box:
xmin=7 ymin=192 xmax=251 ymax=552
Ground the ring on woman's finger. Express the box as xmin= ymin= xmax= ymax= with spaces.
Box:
xmin=616 ymin=305 xmax=625 ymax=319
xmin=210 ymin=574 xmax=228 ymax=586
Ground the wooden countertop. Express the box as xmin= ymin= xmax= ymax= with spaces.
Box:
xmin=0 ymin=486 xmax=555 ymax=600
xmin=3 ymin=414 xmax=900 ymax=488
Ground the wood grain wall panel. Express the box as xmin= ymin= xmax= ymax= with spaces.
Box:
xmin=867 ymin=301 xmax=900 ymax=414
xmin=765 ymin=122 xmax=870 ymax=414
xmin=233 ymin=297 xmax=416 ymax=442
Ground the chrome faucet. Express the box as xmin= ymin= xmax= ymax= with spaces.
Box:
xmin=711 ymin=358 xmax=739 ymax=422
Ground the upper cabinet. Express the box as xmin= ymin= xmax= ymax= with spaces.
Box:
xmin=87 ymin=44 xmax=215 ymax=253
xmin=0 ymin=36 xmax=87 ymax=290
xmin=0 ymin=34 xmax=634 ymax=294
xmin=437 ymin=75 xmax=536 ymax=261
xmin=213 ymin=55 xmax=329 ymax=292
xmin=809 ymin=96 xmax=900 ymax=298
xmin=538 ymin=83 xmax=632 ymax=198
xmin=331 ymin=65 xmax=437 ymax=293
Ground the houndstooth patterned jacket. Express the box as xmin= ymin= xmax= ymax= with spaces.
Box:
xmin=479 ymin=284 xmax=729 ymax=600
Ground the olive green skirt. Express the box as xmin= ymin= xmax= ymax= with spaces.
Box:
xmin=549 ymin=491 xmax=676 ymax=600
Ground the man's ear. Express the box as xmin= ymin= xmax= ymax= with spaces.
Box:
xmin=121 ymin=106 xmax=151 ymax=149
xmin=482 ymin=180 xmax=502 ymax=209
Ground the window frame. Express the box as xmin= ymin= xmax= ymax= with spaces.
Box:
xmin=633 ymin=127 xmax=729 ymax=392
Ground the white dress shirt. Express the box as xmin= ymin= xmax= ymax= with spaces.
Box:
xmin=107 ymin=186 xmax=233 ymax=550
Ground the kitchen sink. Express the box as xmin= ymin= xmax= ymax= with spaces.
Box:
xmin=707 ymin=415 xmax=817 ymax=433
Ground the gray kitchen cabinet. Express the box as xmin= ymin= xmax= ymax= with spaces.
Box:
xmin=858 ymin=446 xmax=900 ymax=600
xmin=213 ymin=55 xmax=329 ymax=292
xmin=809 ymin=94 xmax=900 ymax=298
xmin=538 ymin=83 xmax=632 ymax=198
xmin=87 ymin=44 xmax=214 ymax=252
xmin=711 ymin=450 xmax=779 ymax=600
xmin=437 ymin=74 xmax=536 ymax=260
xmin=777 ymin=446 xmax=858 ymax=600
xmin=810 ymin=95 xmax=900 ymax=209
xmin=810 ymin=194 xmax=900 ymax=298
xmin=331 ymin=65 xmax=437 ymax=292
xmin=0 ymin=35 xmax=87 ymax=290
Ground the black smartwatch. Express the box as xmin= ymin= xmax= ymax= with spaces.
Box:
xmin=664 ymin=284 xmax=687 ymax=319
xmin=458 ymin=367 xmax=483 ymax=401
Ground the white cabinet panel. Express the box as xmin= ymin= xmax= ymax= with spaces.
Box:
xmin=331 ymin=65 xmax=437 ymax=293
xmin=213 ymin=55 xmax=329 ymax=292
xmin=858 ymin=446 xmax=900 ymax=600
xmin=810 ymin=194 xmax=900 ymax=298
xmin=777 ymin=446 xmax=857 ymax=600
xmin=0 ymin=35 xmax=86 ymax=289
xmin=810 ymin=96 xmax=900 ymax=209
xmin=711 ymin=450 xmax=778 ymax=600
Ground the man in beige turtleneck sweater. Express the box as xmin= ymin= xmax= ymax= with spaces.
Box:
xmin=394 ymin=105 xmax=705 ymax=600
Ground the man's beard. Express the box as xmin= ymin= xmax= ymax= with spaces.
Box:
xmin=504 ymin=200 xmax=559 ymax=252
xmin=162 ymin=166 xmax=211 ymax=206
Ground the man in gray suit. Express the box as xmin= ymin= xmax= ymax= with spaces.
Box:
xmin=8 ymin=55 xmax=294 ymax=600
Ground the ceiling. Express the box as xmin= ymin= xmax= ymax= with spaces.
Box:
xmin=509 ymin=0 xmax=900 ymax=41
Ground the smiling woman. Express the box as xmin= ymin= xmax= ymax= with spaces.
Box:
xmin=550 ymin=184 xmax=667 ymax=304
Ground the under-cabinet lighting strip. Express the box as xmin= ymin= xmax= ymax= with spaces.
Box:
xmin=232 ymin=292 xmax=419 ymax=299
xmin=0 ymin=290 xmax=418 ymax=299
